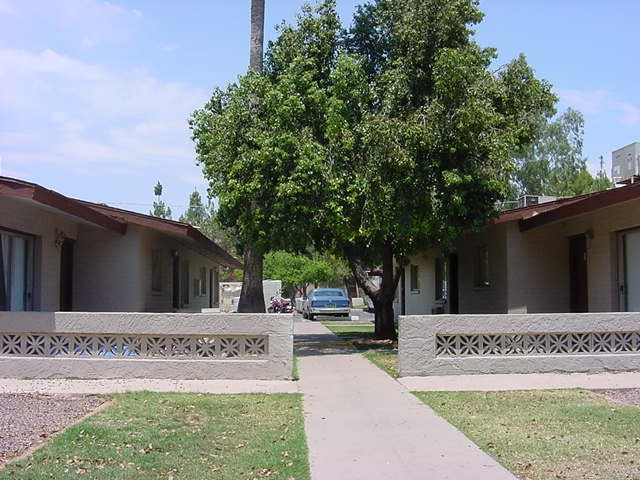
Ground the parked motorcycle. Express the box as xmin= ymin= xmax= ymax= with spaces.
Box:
xmin=268 ymin=296 xmax=294 ymax=313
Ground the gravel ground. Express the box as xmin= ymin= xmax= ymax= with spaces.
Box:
xmin=0 ymin=393 xmax=105 ymax=467
xmin=592 ymin=388 xmax=640 ymax=408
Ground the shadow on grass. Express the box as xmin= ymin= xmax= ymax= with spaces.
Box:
xmin=323 ymin=325 xmax=399 ymax=378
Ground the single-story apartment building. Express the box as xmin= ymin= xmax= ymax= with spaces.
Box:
xmin=400 ymin=181 xmax=640 ymax=315
xmin=0 ymin=176 xmax=241 ymax=312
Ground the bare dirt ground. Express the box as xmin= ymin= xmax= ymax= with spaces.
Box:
xmin=592 ymin=388 xmax=640 ymax=408
xmin=0 ymin=393 xmax=105 ymax=467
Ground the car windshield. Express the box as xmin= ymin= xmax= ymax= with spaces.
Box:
xmin=313 ymin=290 xmax=345 ymax=297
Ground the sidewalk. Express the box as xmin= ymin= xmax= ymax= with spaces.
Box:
xmin=295 ymin=320 xmax=515 ymax=480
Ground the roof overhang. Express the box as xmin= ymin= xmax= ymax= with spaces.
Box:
xmin=0 ymin=177 xmax=127 ymax=234
xmin=82 ymin=201 xmax=243 ymax=269
xmin=519 ymin=182 xmax=640 ymax=232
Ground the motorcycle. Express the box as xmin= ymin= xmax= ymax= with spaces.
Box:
xmin=268 ymin=296 xmax=294 ymax=313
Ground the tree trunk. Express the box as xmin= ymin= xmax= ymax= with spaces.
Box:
xmin=344 ymin=241 xmax=402 ymax=340
xmin=249 ymin=0 xmax=265 ymax=74
xmin=372 ymin=297 xmax=397 ymax=340
xmin=237 ymin=245 xmax=266 ymax=312
xmin=375 ymin=240 xmax=398 ymax=340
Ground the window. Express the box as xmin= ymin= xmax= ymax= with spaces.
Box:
xmin=151 ymin=249 xmax=162 ymax=293
xmin=0 ymin=229 xmax=35 ymax=311
xmin=435 ymin=257 xmax=448 ymax=300
xmin=409 ymin=264 xmax=419 ymax=292
xmin=200 ymin=267 xmax=207 ymax=296
xmin=473 ymin=245 xmax=490 ymax=287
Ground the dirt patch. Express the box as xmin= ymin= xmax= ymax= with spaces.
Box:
xmin=0 ymin=393 xmax=105 ymax=467
xmin=592 ymin=388 xmax=640 ymax=408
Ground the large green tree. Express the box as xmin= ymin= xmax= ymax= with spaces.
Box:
xmin=193 ymin=0 xmax=556 ymax=338
xmin=304 ymin=0 xmax=556 ymax=338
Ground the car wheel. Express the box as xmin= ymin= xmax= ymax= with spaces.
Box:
xmin=308 ymin=313 xmax=315 ymax=321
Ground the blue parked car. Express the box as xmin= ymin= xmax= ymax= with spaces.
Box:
xmin=302 ymin=288 xmax=350 ymax=321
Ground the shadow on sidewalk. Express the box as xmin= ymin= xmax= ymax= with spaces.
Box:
xmin=294 ymin=333 xmax=358 ymax=357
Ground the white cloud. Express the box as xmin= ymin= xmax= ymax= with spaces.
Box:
xmin=559 ymin=88 xmax=640 ymax=126
xmin=0 ymin=46 xmax=208 ymax=175
xmin=4 ymin=0 xmax=140 ymax=48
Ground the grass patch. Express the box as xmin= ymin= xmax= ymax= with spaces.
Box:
xmin=292 ymin=355 xmax=300 ymax=381
xmin=323 ymin=324 xmax=399 ymax=378
xmin=1 ymin=392 xmax=309 ymax=480
xmin=415 ymin=389 xmax=640 ymax=480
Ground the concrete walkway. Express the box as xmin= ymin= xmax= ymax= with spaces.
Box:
xmin=295 ymin=320 xmax=515 ymax=480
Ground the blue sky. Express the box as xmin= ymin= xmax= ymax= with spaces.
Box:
xmin=1 ymin=0 xmax=639 ymax=217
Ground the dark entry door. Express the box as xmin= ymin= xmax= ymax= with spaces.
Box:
xmin=448 ymin=253 xmax=459 ymax=314
xmin=209 ymin=269 xmax=214 ymax=308
xmin=172 ymin=255 xmax=180 ymax=309
xmin=59 ymin=238 xmax=74 ymax=311
xmin=569 ymin=234 xmax=588 ymax=312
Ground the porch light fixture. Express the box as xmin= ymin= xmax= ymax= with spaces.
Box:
xmin=54 ymin=228 xmax=66 ymax=248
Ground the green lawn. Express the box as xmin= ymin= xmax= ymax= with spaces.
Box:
xmin=1 ymin=392 xmax=309 ymax=480
xmin=416 ymin=389 xmax=640 ymax=480
xmin=323 ymin=323 xmax=399 ymax=378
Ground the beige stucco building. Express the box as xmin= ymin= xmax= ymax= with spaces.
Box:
xmin=401 ymin=182 xmax=640 ymax=316
xmin=0 ymin=177 xmax=241 ymax=313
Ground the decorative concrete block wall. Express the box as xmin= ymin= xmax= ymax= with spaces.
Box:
xmin=0 ymin=312 xmax=293 ymax=380
xmin=399 ymin=313 xmax=640 ymax=377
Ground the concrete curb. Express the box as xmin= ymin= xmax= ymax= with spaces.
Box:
xmin=0 ymin=378 xmax=299 ymax=395
xmin=399 ymin=371 xmax=640 ymax=391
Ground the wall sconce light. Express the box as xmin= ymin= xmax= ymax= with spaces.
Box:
xmin=585 ymin=228 xmax=594 ymax=240
xmin=54 ymin=228 xmax=66 ymax=248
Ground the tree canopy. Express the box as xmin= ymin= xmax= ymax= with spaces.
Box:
xmin=191 ymin=0 xmax=558 ymax=338
xmin=263 ymin=251 xmax=340 ymax=298
xmin=150 ymin=181 xmax=172 ymax=219
xmin=512 ymin=108 xmax=612 ymax=197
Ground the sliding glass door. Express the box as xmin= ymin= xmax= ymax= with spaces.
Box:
xmin=621 ymin=229 xmax=640 ymax=311
xmin=0 ymin=230 xmax=34 ymax=311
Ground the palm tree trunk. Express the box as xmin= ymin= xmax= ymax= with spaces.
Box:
xmin=236 ymin=1 xmax=266 ymax=313
xmin=249 ymin=0 xmax=265 ymax=73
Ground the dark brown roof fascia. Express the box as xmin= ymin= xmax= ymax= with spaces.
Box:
xmin=82 ymin=200 xmax=242 ymax=269
xmin=519 ymin=183 xmax=640 ymax=232
xmin=0 ymin=177 xmax=127 ymax=235
xmin=186 ymin=227 xmax=243 ymax=269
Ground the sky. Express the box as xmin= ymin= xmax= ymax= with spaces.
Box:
xmin=1 ymin=0 xmax=639 ymax=218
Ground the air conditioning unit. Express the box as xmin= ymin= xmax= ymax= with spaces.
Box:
xmin=518 ymin=195 xmax=557 ymax=208
xmin=612 ymin=142 xmax=640 ymax=184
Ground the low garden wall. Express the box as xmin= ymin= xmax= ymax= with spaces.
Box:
xmin=0 ymin=312 xmax=293 ymax=380
xmin=399 ymin=313 xmax=640 ymax=377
